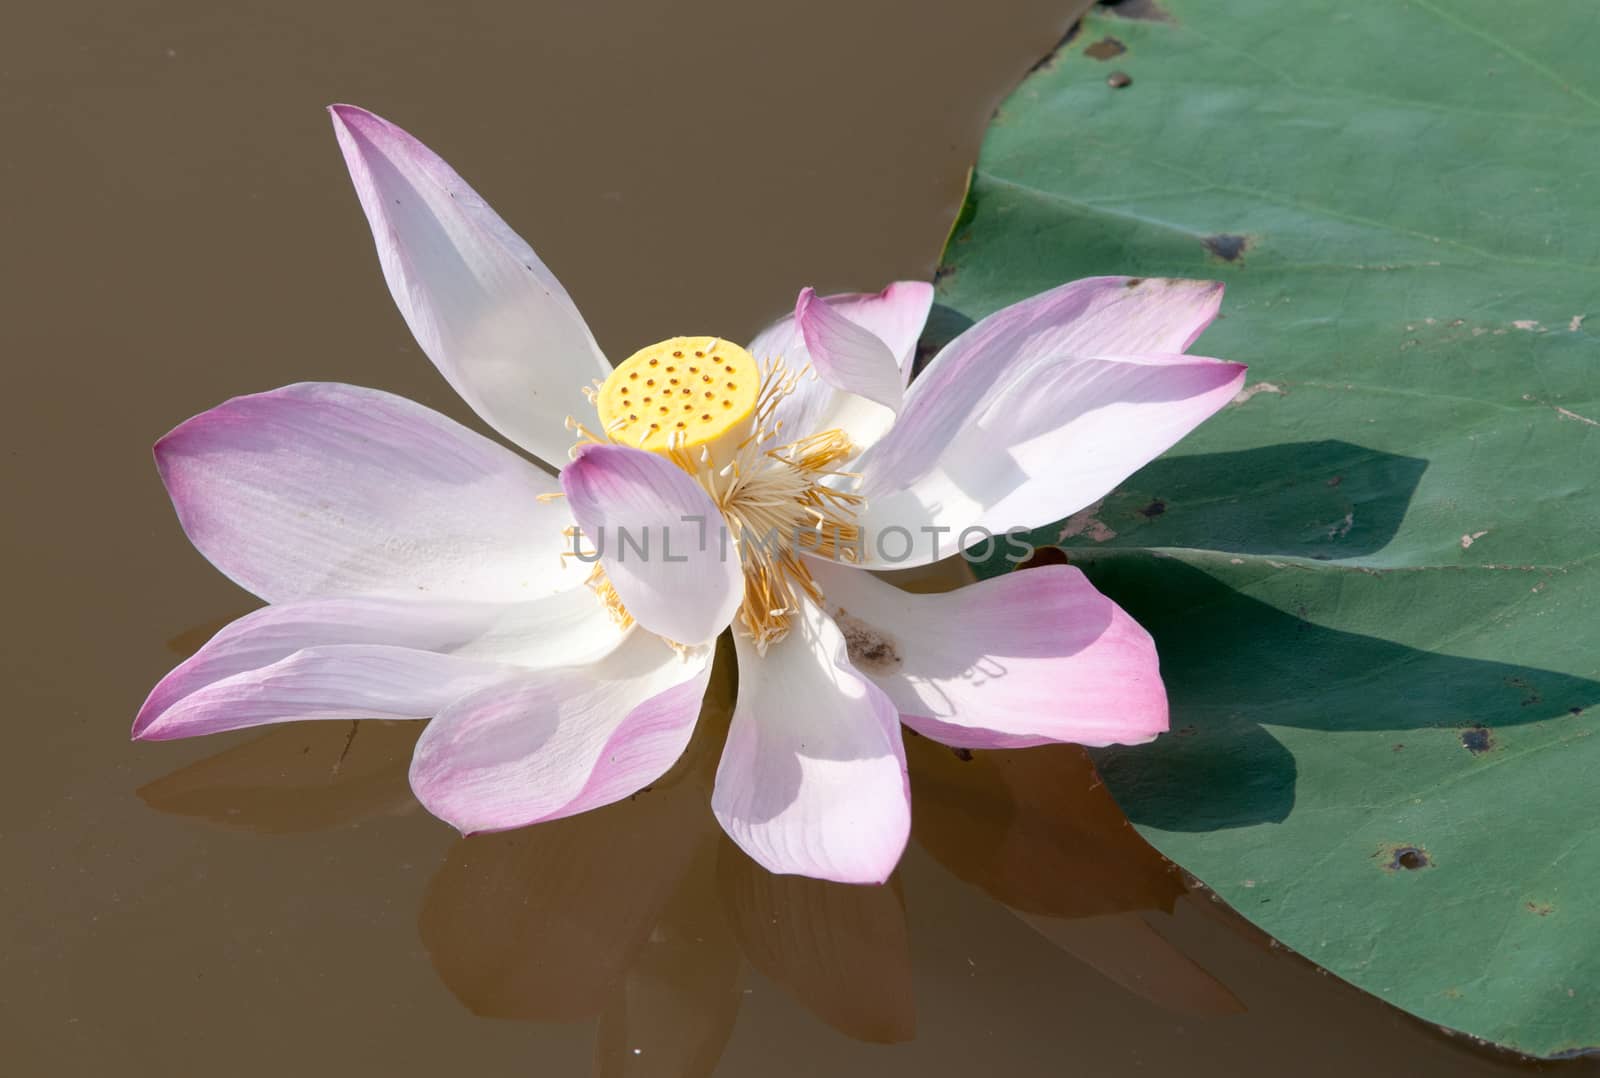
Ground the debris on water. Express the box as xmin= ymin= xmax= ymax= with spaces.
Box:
xmin=1107 ymin=71 xmax=1133 ymax=88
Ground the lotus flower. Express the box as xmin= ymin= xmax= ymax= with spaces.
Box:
xmin=133 ymin=105 xmax=1246 ymax=884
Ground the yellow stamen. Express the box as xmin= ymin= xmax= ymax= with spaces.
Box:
xmin=584 ymin=559 xmax=634 ymax=631
xmin=667 ymin=362 xmax=863 ymax=652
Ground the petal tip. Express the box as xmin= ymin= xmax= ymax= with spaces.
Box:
xmin=884 ymin=280 xmax=935 ymax=304
xmin=130 ymin=715 xmax=166 ymax=741
xmin=327 ymin=102 xmax=378 ymax=128
xmin=794 ymin=285 xmax=818 ymax=321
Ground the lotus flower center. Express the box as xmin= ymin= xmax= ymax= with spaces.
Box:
xmin=596 ymin=336 xmax=760 ymax=453
xmin=575 ymin=337 xmax=863 ymax=652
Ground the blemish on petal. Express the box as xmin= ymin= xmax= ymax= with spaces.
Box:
xmin=832 ymin=607 xmax=903 ymax=675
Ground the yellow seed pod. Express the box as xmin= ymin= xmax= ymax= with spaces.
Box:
xmin=597 ymin=336 xmax=760 ymax=455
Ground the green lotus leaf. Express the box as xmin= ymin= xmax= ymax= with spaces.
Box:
xmin=948 ymin=0 xmax=1600 ymax=1056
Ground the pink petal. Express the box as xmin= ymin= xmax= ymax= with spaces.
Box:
xmin=747 ymin=282 xmax=933 ymax=451
xmin=156 ymin=382 xmax=578 ymax=602
xmin=561 ymin=443 xmax=743 ymax=645
xmin=861 ymin=275 xmax=1227 ymax=492
xmin=329 ymin=105 xmax=609 ymax=467
xmin=795 ymin=287 xmax=903 ymax=411
xmin=809 ymin=560 xmax=1166 ymax=748
xmin=711 ymin=595 xmax=909 ymax=884
xmin=134 ymin=589 xmax=626 ymax=739
xmin=134 ymin=644 xmax=515 ymax=741
xmin=855 ymin=350 xmax=1244 ymax=566
xmin=824 ymin=282 xmax=934 ymax=375
xmin=409 ymin=634 xmax=713 ymax=833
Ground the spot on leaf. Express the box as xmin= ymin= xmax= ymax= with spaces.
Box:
xmin=1378 ymin=844 xmax=1432 ymax=872
xmin=1204 ymin=233 xmax=1250 ymax=261
xmin=1103 ymin=0 xmax=1173 ymax=22
xmin=1085 ymin=36 xmax=1128 ymax=60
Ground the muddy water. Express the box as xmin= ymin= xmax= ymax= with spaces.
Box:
xmin=3 ymin=1 xmax=1593 ymax=1074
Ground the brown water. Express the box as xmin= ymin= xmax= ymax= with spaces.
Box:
xmin=5 ymin=1 xmax=1595 ymax=1074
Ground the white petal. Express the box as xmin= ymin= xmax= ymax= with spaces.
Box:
xmin=795 ymin=287 xmax=904 ymax=411
xmin=809 ymin=559 xmax=1167 ymax=748
xmin=410 ymin=634 xmax=714 ymax=833
xmin=862 ymin=276 xmax=1226 ymax=491
xmin=561 ymin=444 xmax=744 ymax=645
xmin=135 ymin=589 xmax=627 ymax=738
xmin=134 ymin=645 xmax=516 ymax=741
xmin=748 ymin=282 xmax=933 ymax=451
xmin=330 ymin=105 xmax=610 ymax=467
xmin=156 ymin=382 xmax=581 ymax=602
xmin=855 ymin=350 xmax=1245 ymax=565
xmin=712 ymin=595 xmax=909 ymax=884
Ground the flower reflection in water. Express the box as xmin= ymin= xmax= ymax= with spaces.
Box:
xmin=140 ymin=590 xmax=1243 ymax=1073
